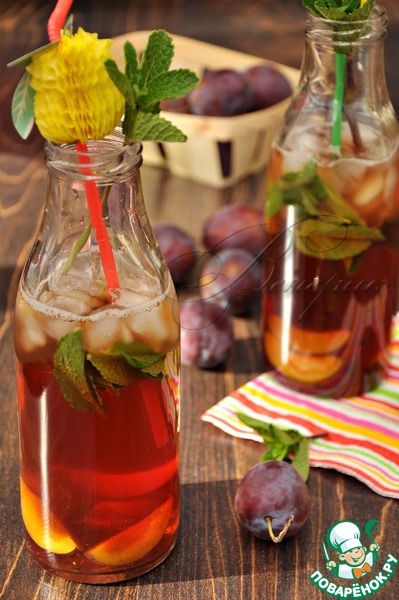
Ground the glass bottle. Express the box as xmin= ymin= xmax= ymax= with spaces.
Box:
xmin=262 ymin=4 xmax=399 ymax=397
xmin=14 ymin=128 xmax=180 ymax=583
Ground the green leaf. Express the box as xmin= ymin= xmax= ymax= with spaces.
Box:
xmin=124 ymin=41 xmax=140 ymax=86
xmin=300 ymin=187 xmax=322 ymax=216
xmin=262 ymin=444 xmax=289 ymax=462
xmin=104 ymin=59 xmax=136 ymax=106
xmin=11 ymin=72 xmax=35 ymax=140
xmin=54 ymin=330 xmax=104 ymax=414
xmin=303 ymin=0 xmax=375 ymax=21
xmin=105 ymin=32 xmax=198 ymax=143
xmin=122 ymin=104 xmax=138 ymax=139
xmin=132 ymin=111 xmax=187 ymax=142
xmin=63 ymin=14 xmax=74 ymax=36
xmin=266 ymin=184 xmax=283 ymax=218
xmin=236 ymin=411 xmax=311 ymax=480
xmin=87 ymin=353 xmax=139 ymax=387
xmin=7 ymin=40 xmax=59 ymax=68
xmin=291 ymin=438 xmax=310 ymax=481
xmin=140 ymin=29 xmax=174 ymax=87
xmin=295 ymin=216 xmax=385 ymax=260
xmin=141 ymin=69 xmax=200 ymax=112
xmin=121 ymin=352 xmax=165 ymax=378
xmin=267 ymin=157 xmax=385 ymax=263
xmin=322 ymin=181 xmax=364 ymax=225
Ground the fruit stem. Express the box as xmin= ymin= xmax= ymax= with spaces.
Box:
xmin=266 ymin=515 xmax=295 ymax=543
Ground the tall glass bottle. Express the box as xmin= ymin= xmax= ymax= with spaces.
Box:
xmin=14 ymin=129 xmax=180 ymax=583
xmin=262 ymin=4 xmax=399 ymax=397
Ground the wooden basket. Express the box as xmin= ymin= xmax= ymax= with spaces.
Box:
xmin=111 ymin=32 xmax=299 ymax=188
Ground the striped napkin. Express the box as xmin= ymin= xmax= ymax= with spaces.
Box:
xmin=201 ymin=321 xmax=399 ymax=499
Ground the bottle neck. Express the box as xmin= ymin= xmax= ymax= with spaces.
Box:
xmin=279 ymin=3 xmax=397 ymax=160
xmin=305 ymin=3 xmax=387 ymax=48
xmin=299 ymin=4 xmax=389 ymax=104
xmin=45 ymin=129 xmax=143 ymax=185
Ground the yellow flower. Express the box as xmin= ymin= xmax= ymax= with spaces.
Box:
xmin=360 ymin=0 xmax=367 ymax=6
xmin=26 ymin=28 xmax=125 ymax=143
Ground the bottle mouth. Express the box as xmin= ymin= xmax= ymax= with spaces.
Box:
xmin=45 ymin=126 xmax=143 ymax=182
xmin=306 ymin=3 xmax=387 ymax=46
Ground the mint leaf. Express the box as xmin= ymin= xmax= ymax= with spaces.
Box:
xmin=124 ymin=41 xmax=140 ymax=86
xmin=262 ymin=443 xmax=289 ymax=462
xmin=266 ymin=184 xmax=283 ymax=218
xmin=267 ymin=158 xmax=385 ymax=263
xmin=87 ymin=353 xmax=139 ymax=387
xmin=236 ymin=411 xmax=311 ymax=480
xmin=11 ymin=72 xmax=35 ymax=140
xmin=104 ymin=30 xmax=199 ymax=143
xmin=121 ymin=352 xmax=165 ymax=379
xmin=54 ymin=329 xmax=104 ymax=414
xmin=132 ymin=111 xmax=187 ymax=142
xmin=322 ymin=181 xmax=364 ymax=225
xmin=291 ymin=438 xmax=310 ymax=482
xmin=295 ymin=217 xmax=385 ymax=260
xmin=104 ymin=59 xmax=136 ymax=106
xmin=141 ymin=69 xmax=200 ymax=112
xmin=303 ymin=0 xmax=375 ymax=21
xmin=139 ymin=29 xmax=174 ymax=86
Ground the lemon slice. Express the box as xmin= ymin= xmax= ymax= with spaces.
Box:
xmin=20 ymin=478 xmax=76 ymax=554
xmin=265 ymin=331 xmax=343 ymax=384
xmin=88 ymin=497 xmax=173 ymax=566
xmin=268 ymin=314 xmax=350 ymax=355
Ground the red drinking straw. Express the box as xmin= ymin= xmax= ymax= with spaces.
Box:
xmin=47 ymin=0 xmax=74 ymax=41
xmin=48 ymin=0 xmax=120 ymax=290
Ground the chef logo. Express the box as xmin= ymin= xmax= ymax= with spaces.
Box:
xmin=309 ymin=519 xmax=398 ymax=597
xmin=324 ymin=520 xmax=379 ymax=580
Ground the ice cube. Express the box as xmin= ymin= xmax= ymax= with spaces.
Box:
xmin=383 ymin=166 xmax=398 ymax=207
xmin=353 ymin=171 xmax=384 ymax=206
xmin=44 ymin=290 xmax=93 ymax=316
xmin=41 ymin=315 xmax=82 ymax=342
xmin=126 ymin=295 xmax=180 ymax=354
xmin=14 ymin=295 xmax=48 ymax=363
xmin=82 ymin=315 xmax=122 ymax=353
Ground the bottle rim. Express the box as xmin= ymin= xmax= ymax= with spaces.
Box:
xmin=45 ymin=126 xmax=143 ymax=182
xmin=306 ymin=3 xmax=387 ymax=46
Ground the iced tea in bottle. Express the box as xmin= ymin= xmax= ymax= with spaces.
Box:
xmin=262 ymin=4 xmax=399 ymax=396
xmin=14 ymin=130 xmax=180 ymax=582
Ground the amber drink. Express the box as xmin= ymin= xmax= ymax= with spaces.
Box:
xmin=261 ymin=5 xmax=399 ymax=397
xmin=14 ymin=135 xmax=180 ymax=583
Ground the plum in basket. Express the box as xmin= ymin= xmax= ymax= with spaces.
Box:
xmin=245 ymin=64 xmax=291 ymax=110
xmin=187 ymin=69 xmax=252 ymax=117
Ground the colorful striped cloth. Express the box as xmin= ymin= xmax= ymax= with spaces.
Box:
xmin=201 ymin=322 xmax=399 ymax=499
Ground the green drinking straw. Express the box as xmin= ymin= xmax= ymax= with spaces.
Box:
xmin=331 ymin=51 xmax=346 ymax=155
xmin=303 ymin=0 xmax=375 ymax=156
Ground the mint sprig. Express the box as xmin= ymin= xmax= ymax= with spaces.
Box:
xmin=303 ymin=0 xmax=375 ymax=22
xmin=105 ymin=29 xmax=199 ymax=143
xmin=237 ymin=412 xmax=312 ymax=481
xmin=54 ymin=329 xmax=105 ymax=413
xmin=53 ymin=329 xmax=167 ymax=413
xmin=267 ymin=158 xmax=385 ymax=266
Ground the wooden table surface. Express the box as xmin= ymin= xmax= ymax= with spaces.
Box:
xmin=1 ymin=1 xmax=399 ymax=599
